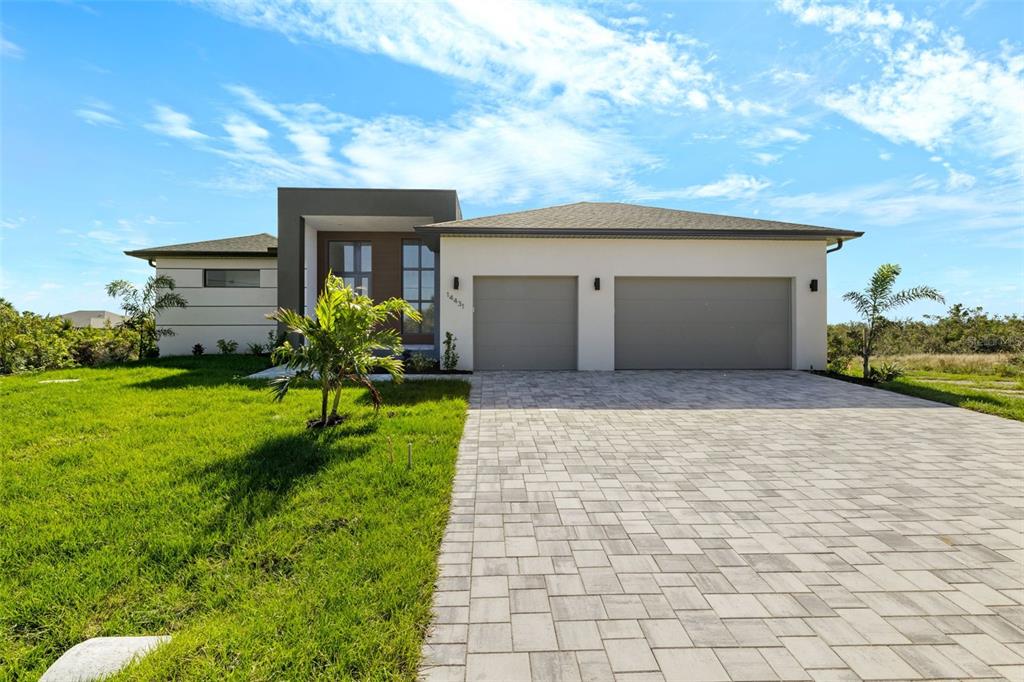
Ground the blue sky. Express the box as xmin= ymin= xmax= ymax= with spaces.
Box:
xmin=2 ymin=0 xmax=1021 ymax=321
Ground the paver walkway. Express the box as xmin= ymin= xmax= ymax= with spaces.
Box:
xmin=420 ymin=371 xmax=1024 ymax=681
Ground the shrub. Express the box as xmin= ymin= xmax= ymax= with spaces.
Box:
xmin=247 ymin=342 xmax=268 ymax=356
xmin=1 ymin=299 xmax=75 ymax=373
xmin=868 ymin=361 xmax=905 ymax=383
xmin=68 ymin=326 xmax=139 ymax=366
xmin=442 ymin=331 xmax=459 ymax=371
xmin=192 ymin=343 xmax=205 ymax=356
xmin=406 ymin=352 xmax=436 ymax=373
xmin=826 ymin=326 xmax=858 ymax=374
xmin=216 ymin=339 xmax=238 ymax=355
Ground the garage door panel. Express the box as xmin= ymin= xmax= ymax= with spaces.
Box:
xmin=473 ymin=300 xmax=573 ymax=325
xmin=617 ymin=300 xmax=790 ymax=326
xmin=474 ymin=277 xmax=577 ymax=370
xmin=615 ymin=277 xmax=791 ymax=369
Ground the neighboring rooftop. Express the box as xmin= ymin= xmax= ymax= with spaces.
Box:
xmin=416 ymin=202 xmax=863 ymax=242
xmin=125 ymin=233 xmax=277 ymax=259
xmin=60 ymin=310 xmax=124 ymax=328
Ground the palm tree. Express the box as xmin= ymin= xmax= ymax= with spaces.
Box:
xmin=106 ymin=275 xmax=187 ymax=358
xmin=268 ymin=273 xmax=420 ymax=427
xmin=843 ymin=264 xmax=944 ymax=379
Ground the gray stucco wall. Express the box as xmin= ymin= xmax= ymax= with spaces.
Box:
xmin=276 ymin=188 xmax=461 ymax=318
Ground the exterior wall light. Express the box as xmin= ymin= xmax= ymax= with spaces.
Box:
xmin=809 ymin=279 xmax=819 ymax=292
xmin=594 ymin=277 xmax=601 ymax=291
xmin=453 ymin=276 xmax=460 ymax=290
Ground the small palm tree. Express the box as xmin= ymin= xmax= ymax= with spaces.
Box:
xmin=106 ymin=275 xmax=187 ymax=358
xmin=268 ymin=273 xmax=420 ymax=427
xmin=843 ymin=264 xmax=944 ymax=379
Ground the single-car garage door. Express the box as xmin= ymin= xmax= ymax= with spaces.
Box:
xmin=474 ymin=276 xmax=577 ymax=370
xmin=615 ymin=277 xmax=791 ymax=369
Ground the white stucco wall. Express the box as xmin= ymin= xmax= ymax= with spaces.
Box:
xmin=154 ymin=256 xmax=278 ymax=356
xmin=438 ymin=237 xmax=829 ymax=371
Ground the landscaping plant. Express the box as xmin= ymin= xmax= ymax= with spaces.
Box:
xmin=405 ymin=352 xmax=436 ymax=373
xmin=269 ymin=273 xmax=419 ymax=427
xmin=843 ymin=263 xmax=944 ymax=381
xmin=106 ymin=274 xmax=187 ymax=358
xmin=192 ymin=343 xmax=205 ymax=356
xmin=442 ymin=331 xmax=459 ymax=371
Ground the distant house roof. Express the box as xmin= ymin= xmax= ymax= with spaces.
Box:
xmin=416 ymin=202 xmax=862 ymax=243
xmin=125 ymin=233 xmax=277 ymax=259
xmin=60 ymin=310 xmax=124 ymax=328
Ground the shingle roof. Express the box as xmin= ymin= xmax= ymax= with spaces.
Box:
xmin=125 ymin=233 xmax=277 ymax=259
xmin=416 ymin=202 xmax=862 ymax=242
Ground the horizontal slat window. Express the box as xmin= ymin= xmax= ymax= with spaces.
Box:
xmin=203 ymin=269 xmax=261 ymax=288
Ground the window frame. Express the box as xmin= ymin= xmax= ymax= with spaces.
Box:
xmin=327 ymin=240 xmax=373 ymax=296
xmin=401 ymin=239 xmax=436 ymax=336
xmin=203 ymin=269 xmax=261 ymax=288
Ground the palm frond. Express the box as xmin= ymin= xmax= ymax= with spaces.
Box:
xmin=842 ymin=291 xmax=872 ymax=317
xmin=886 ymin=286 xmax=945 ymax=310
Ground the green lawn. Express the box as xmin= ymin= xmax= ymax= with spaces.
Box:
xmin=842 ymin=361 xmax=1024 ymax=422
xmin=0 ymin=356 xmax=470 ymax=680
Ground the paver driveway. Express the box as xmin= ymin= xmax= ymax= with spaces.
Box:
xmin=421 ymin=371 xmax=1024 ymax=681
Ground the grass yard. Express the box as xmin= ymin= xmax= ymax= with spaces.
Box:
xmin=840 ymin=354 xmax=1024 ymax=422
xmin=0 ymin=356 xmax=470 ymax=680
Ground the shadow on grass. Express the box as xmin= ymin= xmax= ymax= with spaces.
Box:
xmin=196 ymin=420 xmax=378 ymax=529
xmin=355 ymin=379 xmax=471 ymax=409
xmin=129 ymin=355 xmax=272 ymax=390
xmin=878 ymin=379 xmax=1022 ymax=420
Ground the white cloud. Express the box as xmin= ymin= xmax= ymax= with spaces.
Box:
xmin=746 ymin=126 xmax=811 ymax=147
xmin=822 ymin=36 xmax=1024 ymax=157
xmin=778 ymin=0 xmax=932 ymax=40
xmin=145 ymin=105 xmax=208 ymax=140
xmin=76 ymin=108 xmax=121 ymax=126
xmin=343 ymin=106 xmax=648 ymax=204
xmin=769 ymin=68 xmax=811 ymax=84
xmin=946 ymin=167 xmax=976 ymax=190
xmin=878 ymin=151 xmax=892 ymax=161
xmin=779 ymin=1 xmax=1024 ymax=160
xmin=768 ymin=175 xmax=1020 ymax=232
xmin=629 ymin=173 xmax=772 ymax=202
xmin=753 ymin=152 xmax=781 ymax=165
xmin=197 ymin=0 xmax=719 ymax=112
xmin=1 ymin=35 xmax=24 ymax=60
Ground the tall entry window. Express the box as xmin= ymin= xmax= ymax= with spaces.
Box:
xmin=327 ymin=241 xmax=372 ymax=295
xmin=402 ymin=239 xmax=435 ymax=334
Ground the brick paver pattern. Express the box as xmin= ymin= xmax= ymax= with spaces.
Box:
xmin=420 ymin=371 xmax=1024 ymax=681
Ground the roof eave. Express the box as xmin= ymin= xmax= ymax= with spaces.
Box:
xmin=414 ymin=226 xmax=864 ymax=242
xmin=124 ymin=249 xmax=278 ymax=259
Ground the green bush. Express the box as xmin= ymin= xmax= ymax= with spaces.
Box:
xmin=216 ymin=338 xmax=239 ymax=354
xmin=405 ymin=352 xmax=437 ymax=373
xmin=830 ymin=303 xmax=1024 ymax=359
xmin=68 ymin=326 xmax=139 ymax=366
xmin=0 ymin=299 xmax=140 ymax=374
xmin=868 ymin=361 xmax=904 ymax=383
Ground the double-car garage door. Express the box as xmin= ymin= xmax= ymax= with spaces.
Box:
xmin=472 ymin=276 xmax=791 ymax=370
xmin=615 ymin=277 xmax=791 ymax=369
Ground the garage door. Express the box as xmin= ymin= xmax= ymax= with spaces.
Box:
xmin=615 ymin=277 xmax=791 ymax=369
xmin=474 ymin=277 xmax=577 ymax=370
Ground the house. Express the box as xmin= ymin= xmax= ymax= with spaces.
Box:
xmin=127 ymin=188 xmax=862 ymax=369
xmin=125 ymin=233 xmax=278 ymax=355
xmin=60 ymin=310 xmax=125 ymax=329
